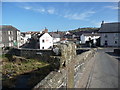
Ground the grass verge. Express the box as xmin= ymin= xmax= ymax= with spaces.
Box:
xmin=2 ymin=54 xmax=50 ymax=88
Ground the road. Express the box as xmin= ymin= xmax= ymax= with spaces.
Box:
xmin=86 ymin=48 xmax=119 ymax=88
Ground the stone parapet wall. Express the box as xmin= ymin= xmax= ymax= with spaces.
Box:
xmin=74 ymin=49 xmax=96 ymax=87
xmin=33 ymin=43 xmax=97 ymax=89
xmin=34 ymin=69 xmax=67 ymax=88
xmin=75 ymin=49 xmax=96 ymax=70
xmin=59 ymin=43 xmax=76 ymax=68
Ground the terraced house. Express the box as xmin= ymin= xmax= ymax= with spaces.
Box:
xmin=0 ymin=25 xmax=21 ymax=48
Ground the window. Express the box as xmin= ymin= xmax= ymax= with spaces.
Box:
xmin=8 ymin=31 xmax=10 ymax=35
xmin=10 ymin=31 xmax=12 ymax=35
xmin=9 ymin=43 xmax=12 ymax=47
xmin=42 ymin=40 xmax=45 ymax=43
xmin=104 ymin=34 xmax=107 ymax=38
xmin=105 ymin=40 xmax=107 ymax=43
xmin=115 ymin=41 xmax=117 ymax=44
xmin=8 ymin=31 xmax=13 ymax=35
xmin=17 ymin=31 xmax=20 ymax=35
xmin=114 ymin=33 xmax=118 ymax=37
xmin=11 ymin=37 xmax=13 ymax=40
xmin=114 ymin=33 xmax=118 ymax=39
xmin=9 ymin=36 xmax=11 ymax=41
xmin=105 ymin=40 xmax=108 ymax=46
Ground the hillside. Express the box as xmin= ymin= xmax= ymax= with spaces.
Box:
xmin=69 ymin=27 xmax=100 ymax=35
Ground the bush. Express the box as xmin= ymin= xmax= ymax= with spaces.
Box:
xmin=4 ymin=47 xmax=10 ymax=50
xmin=5 ymin=54 xmax=13 ymax=61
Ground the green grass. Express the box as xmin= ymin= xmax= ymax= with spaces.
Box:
xmin=2 ymin=55 xmax=50 ymax=88
xmin=2 ymin=57 xmax=49 ymax=77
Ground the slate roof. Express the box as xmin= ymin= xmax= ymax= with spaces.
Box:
xmin=82 ymin=33 xmax=100 ymax=36
xmin=99 ymin=22 xmax=120 ymax=33
xmin=0 ymin=25 xmax=20 ymax=31
xmin=50 ymin=33 xmax=60 ymax=38
xmin=37 ymin=33 xmax=44 ymax=38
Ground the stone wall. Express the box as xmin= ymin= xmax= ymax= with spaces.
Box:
xmin=33 ymin=43 xmax=96 ymax=89
xmin=59 ymin=43 xmax=76 ymax=68
xmin=114 ymin=49 xmax=120 ymax=55
xmin=20 ymin=48 xmax=53 ymax=59
xmin=74 ymin=49 xmax=96 ymax=87
xmin=34 ymin=69 xmax=67 ymax=88
xmin=7 ymin=48 xmax=54 ymax=62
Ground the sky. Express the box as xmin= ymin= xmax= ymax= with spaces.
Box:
xmin=2 ymin=2 xmax=118 ymax=32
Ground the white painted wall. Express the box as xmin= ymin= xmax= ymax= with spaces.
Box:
xmin=39 ymin=33 xmax=53 ymax=49
xmin=80 ymin=34 xmax=100 ymax=44
xmin=20 ymin=33 xmax=32 ymax=46
xmin=17 ymin=31 xmax=21 ymax=48
xmin=80 ymin=34 xmax=86 ymax=43
xmin=100 ymin=33 xmax=120 ymax=46
xmin=20 ymin=36 xmax=25 ymax=45
xmin=53 ymin=38 xmax=60 ymax=43
xmin=25 ymin=34 xmax=31 ymax=39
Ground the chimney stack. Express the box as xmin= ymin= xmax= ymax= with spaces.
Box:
xmin=44 ymin=27 xmax=48 ymax=33
xmin=101 ymin=21 xmax=104 ymax=25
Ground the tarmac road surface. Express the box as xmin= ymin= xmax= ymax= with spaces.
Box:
xmin=87 ymin=48 xmax=119 ymax=88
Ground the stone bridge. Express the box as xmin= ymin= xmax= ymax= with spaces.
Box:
xmin=33 ymin=43 xmax=96 ymax=89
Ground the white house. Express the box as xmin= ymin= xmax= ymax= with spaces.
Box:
xmin=50 ymin=33 xmax=60 ymax=43
xmin=20 ymin=32 xmax=32 ymax=45
xmin=80 ymin=33 xmax=100 ymax=44
xmin=39 ymin=29 xmax=53 ymax=49
xmin=99 ymin=21 xmax=120 ymax=47
xmin=24 ymin=33 xmax=31 ymax=43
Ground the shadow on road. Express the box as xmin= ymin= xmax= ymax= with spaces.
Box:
xmin=105 ymin=52 xmax=119 ymax=57
xmin=116 ymin=58 xmax=120 ymax=61
xmin=76 ymin=49 xmax=89 ymax=55
xmin=105 ymin=52 xmax=120 ymax=61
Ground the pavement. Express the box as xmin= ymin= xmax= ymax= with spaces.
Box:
xmin=78 ymin=48 xmax=119 ymax=88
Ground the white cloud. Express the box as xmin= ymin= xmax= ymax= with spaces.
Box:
xmin=47 ymin=9 xmax=55 ymax=14
xmin=20 ymin=4 xmax=95 ymax=21
xmin=21 ymin=5 xmax=56 ymax=14
xmin=64 ymin=11 xmax=95 ymax=20
xmin=34 ymin=8 xmax=45 ymax=13
xmin=104 ymin=6 xmax=119 ymax=10
xmin=23 ymin=6 xmax=32 ymax=10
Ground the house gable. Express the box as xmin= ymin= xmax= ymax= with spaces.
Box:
xmin=39 ymin=33 xmax=53 ymax=49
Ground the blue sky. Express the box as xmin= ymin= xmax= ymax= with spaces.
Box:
xmin=2 ymin=2 xmax=118 ymax=32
